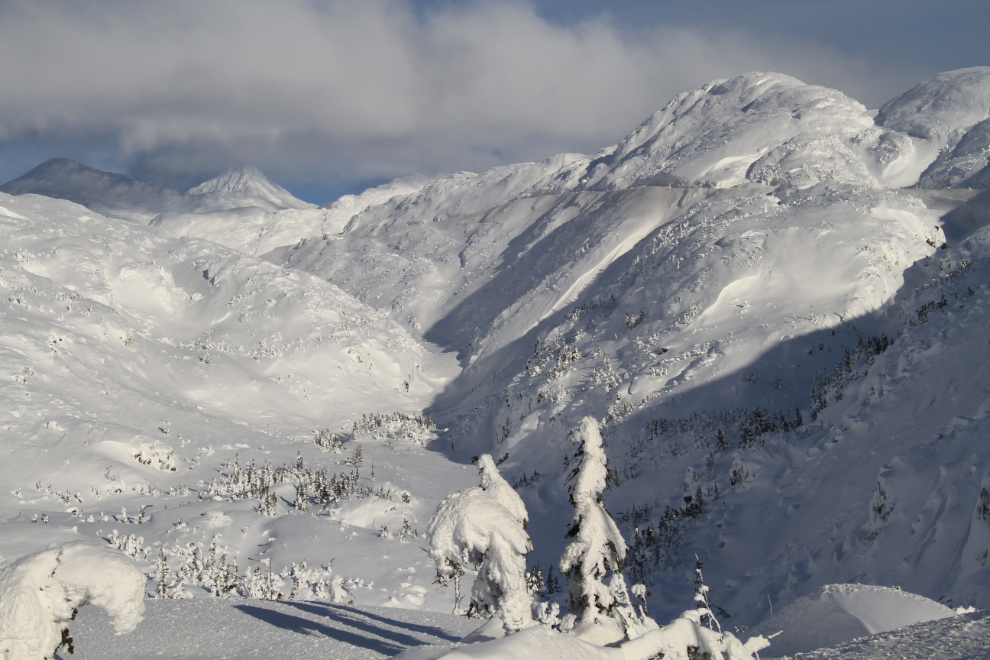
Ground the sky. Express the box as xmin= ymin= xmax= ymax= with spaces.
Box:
xmin=0 ymin=0 xmax=987 ymax=204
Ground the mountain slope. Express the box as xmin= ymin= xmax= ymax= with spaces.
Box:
xmin=578 ymin=72 xmax=886 ymax=190
xmin=263 ymin=71 xmax=990 ymax=623
xmin=0 ymin=158 xmax=187 ymax=222
xmin=0 ymin=190 xmax=470 ymax=609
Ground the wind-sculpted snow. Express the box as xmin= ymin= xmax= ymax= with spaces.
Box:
xmin=877 ymin=67 xmax=990 ymax=188
xmin=749 ymin=584 xmax=956 ymax=657
xmin=577 ymin=72 xmax=889 ymax=190
xmin=0 ymin=541 xmax=145 ymax=660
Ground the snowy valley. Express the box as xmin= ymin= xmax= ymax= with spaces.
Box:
xmin=3 ymin=68 xmax=990 ymax=659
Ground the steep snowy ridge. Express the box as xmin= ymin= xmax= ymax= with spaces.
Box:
xmin=318 ymin=174 xmax=436 ymax=234
xmin=578 ymin=73 xmax=891 ymax=190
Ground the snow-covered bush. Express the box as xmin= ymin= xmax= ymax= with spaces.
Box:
xmin=198 ymin=454 xmax=364 ymax=512
xmin=133 ymin=441 xmax=177 ymax=471
xmin=314 ymin=428 xmax=344 ymax=452
xmin=0 ymin=541 xmax=145 ymax=660
xmin=352 ymin=412 xmax=437 ymax=447
xmin=428 ymin=454 xmax=534 ymax=632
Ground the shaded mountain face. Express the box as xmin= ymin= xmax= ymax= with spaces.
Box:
xmin=0 ymin=158 xmax=187 ymax=222
xmin=0 ymin=160 xmax=313 ymax=223
xmin=2 ymin=68 xmax=990 ymax=630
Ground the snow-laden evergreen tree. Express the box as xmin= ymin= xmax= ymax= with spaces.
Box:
xmin=560 ymin=417 xmax=653 ymax=639
xmin=476 ymin=453 xmax=528 ymax=525
xmin=427 ymin=454 xmax=534 ymax=631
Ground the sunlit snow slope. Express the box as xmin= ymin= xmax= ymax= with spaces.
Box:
xmin=2 ymin=67 xmax=990 ymax=639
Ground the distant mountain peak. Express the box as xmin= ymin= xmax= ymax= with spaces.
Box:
xmin=187 ymin=166 xmax=271 ymax=195
xmin=0 ymin=157 xmax=184 ymax=221
xmin=2 ymin=157 xmax=143 ymax=190
xmin=187 ymin=166 xmax=313 ymax=210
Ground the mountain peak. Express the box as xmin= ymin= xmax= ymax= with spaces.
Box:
xmin=1 ymin=158 xmax=142 ymax=194
xmin=0 ymin=157 xmax=184 ymax=221
xmin=187 ymin=166 xmax=313 ymax=210
xmin=187 ymin=166 xmax=271 ymax=195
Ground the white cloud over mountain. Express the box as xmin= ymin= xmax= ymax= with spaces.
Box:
xmin=0 ymin=0 xmax=927 ymax=196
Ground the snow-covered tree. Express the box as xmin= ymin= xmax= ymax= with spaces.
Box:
xmin=559 ymin=417 xmax=635 ymax=630
xmin=476 ymin=453 xmax=528 ymax=526
xmin=0 ymin=541 xmax=145 ymax=660
xmin=427 ymin=454 xmax=534 ymax=632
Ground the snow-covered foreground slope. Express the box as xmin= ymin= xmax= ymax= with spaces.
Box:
xmin=749 ymin=584 xmax=957 ymax=657
xmin=67 ymin=598 xmax=479 ymax=659
xmin=3 ymin=67 xmax=990 ymax=659
xmin=0 ymin=190 xmax=477 ymax=612
xmin=61 ymin=596 xmax=990 ymax=660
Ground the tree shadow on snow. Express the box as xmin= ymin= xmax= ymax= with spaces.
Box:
xmin=234 ymin=603 xmax=410 ymax=655
xmin=289 ymin=602 xmax=464 ymax=642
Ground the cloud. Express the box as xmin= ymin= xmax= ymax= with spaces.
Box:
xmin=0 ymin=0 xmax=932 ymax=199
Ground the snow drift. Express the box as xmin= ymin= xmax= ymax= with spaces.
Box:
xmin=0 ymin=542 xmax=145 ymax=660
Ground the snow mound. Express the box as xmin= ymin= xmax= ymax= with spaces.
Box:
xmin=877 ymin=67 xmax=990 ymax=188
xmin=790 ymin=609 xmax=990 ymax=660
xmin=401 ymin=610 xmax=769 ymax=660
xmin=579 ymin=72 xmax=881 ymax=190
xmin=0 ymin=541 xmax=145 ymax=660
xmin=396 ymin=625 xmax=618 ymax=660
xmin=187 ymin=166 xmax=313 ymax=211
xmin=750 ymin=584 xmax=956 ymax=657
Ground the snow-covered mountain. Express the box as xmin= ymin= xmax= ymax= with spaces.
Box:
xmin=0 ymin=158 xmax=188 ymax=222
xmin=3 ymin=67 xmax=990 ymax=658
xmin=187 ymin=166 xmax=312 ymax=211
xmin=0 ymin=160 xmax=315 ymax=224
